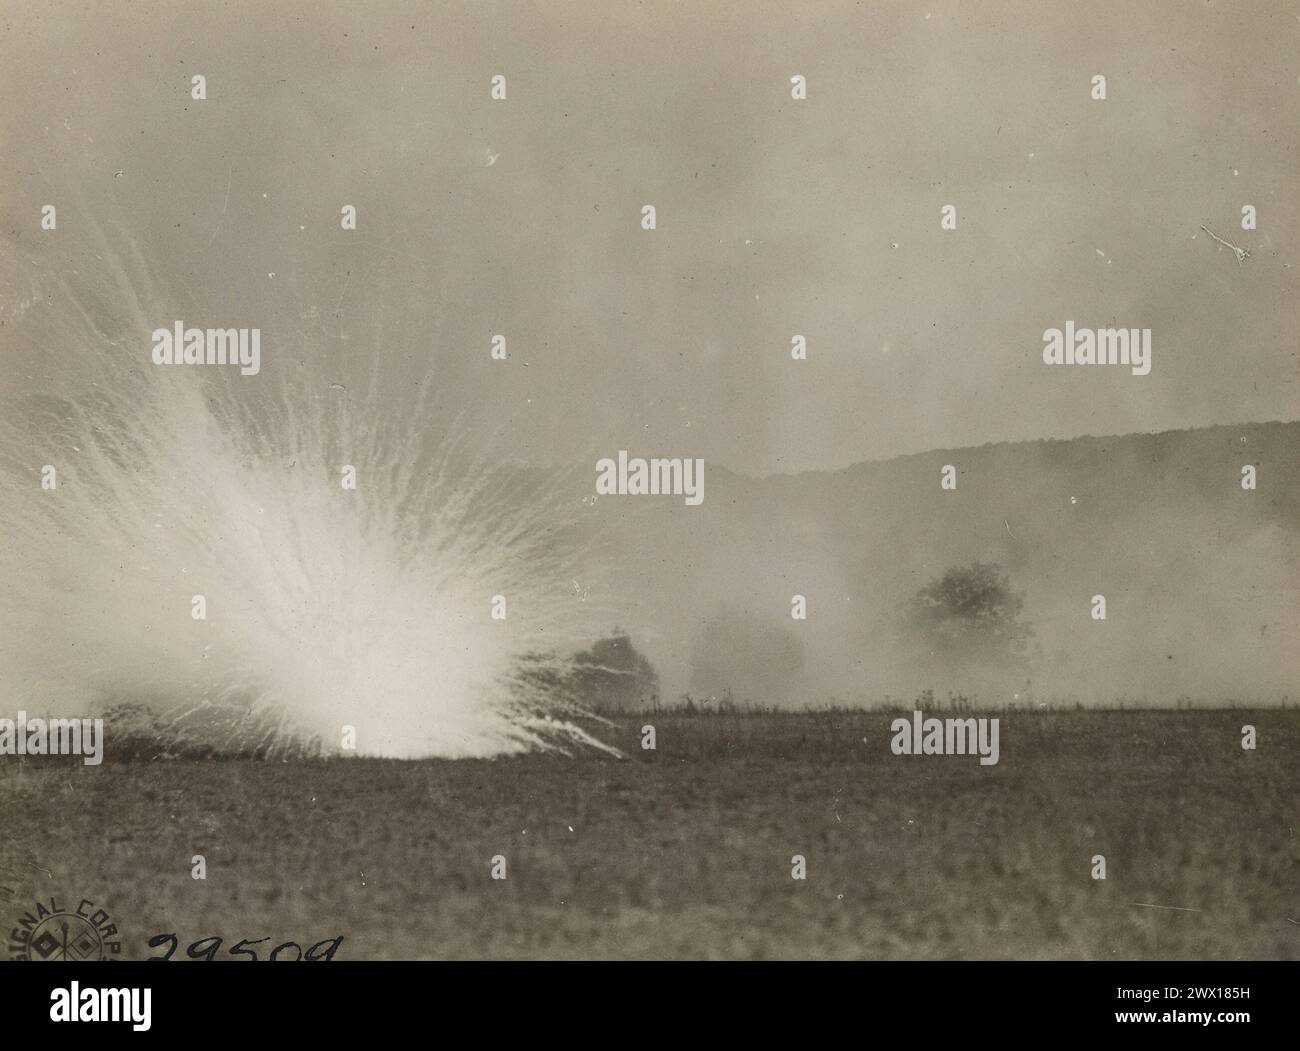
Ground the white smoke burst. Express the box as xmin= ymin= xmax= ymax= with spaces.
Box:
xmin=1 ymin=224 xmax=618 ymax=760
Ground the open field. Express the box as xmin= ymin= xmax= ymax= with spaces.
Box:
xmin=2 ymin=710 xmax=1297 ymax=960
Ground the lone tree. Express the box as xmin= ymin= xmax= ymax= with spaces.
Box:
xmin=903 ymin=562 xmax=1031 ymax=669
xmin=568 ymin=630 xmax=659 ymax=712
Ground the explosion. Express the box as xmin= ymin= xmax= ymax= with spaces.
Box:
xmin=0 ymin=222 xmax=615 ymax=760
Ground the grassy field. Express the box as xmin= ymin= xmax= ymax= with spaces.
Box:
xmin=2 ymin=709 xmax=1296 ymax=960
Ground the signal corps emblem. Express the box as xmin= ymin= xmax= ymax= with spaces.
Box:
xmin=8 ymin=897 xmax=122 ymax=961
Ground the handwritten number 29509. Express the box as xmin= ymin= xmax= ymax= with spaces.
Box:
xmin=146 ymin=933 xmax=343 ymax=961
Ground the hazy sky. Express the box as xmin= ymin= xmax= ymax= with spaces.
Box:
xmin=4 ymin=0 xmax=1297 ymax=473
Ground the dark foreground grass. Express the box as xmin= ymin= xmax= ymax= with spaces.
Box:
xmin=1 ymin=710 xmax=1296 ymax=959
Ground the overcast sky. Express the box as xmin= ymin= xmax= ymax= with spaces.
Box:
xmin=4 ymin=0 xmax=1297 ymax=474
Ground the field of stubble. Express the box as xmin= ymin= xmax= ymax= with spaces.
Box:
xmin=2 ymin=710 xmax=1296 ymax=960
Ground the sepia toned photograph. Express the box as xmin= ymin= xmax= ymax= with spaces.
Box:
xmin=1 ymin=2 xmax=1295 ymax=1021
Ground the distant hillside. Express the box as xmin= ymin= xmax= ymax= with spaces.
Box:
xmin=585 ymin=422 xmax=1300 ymax=707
